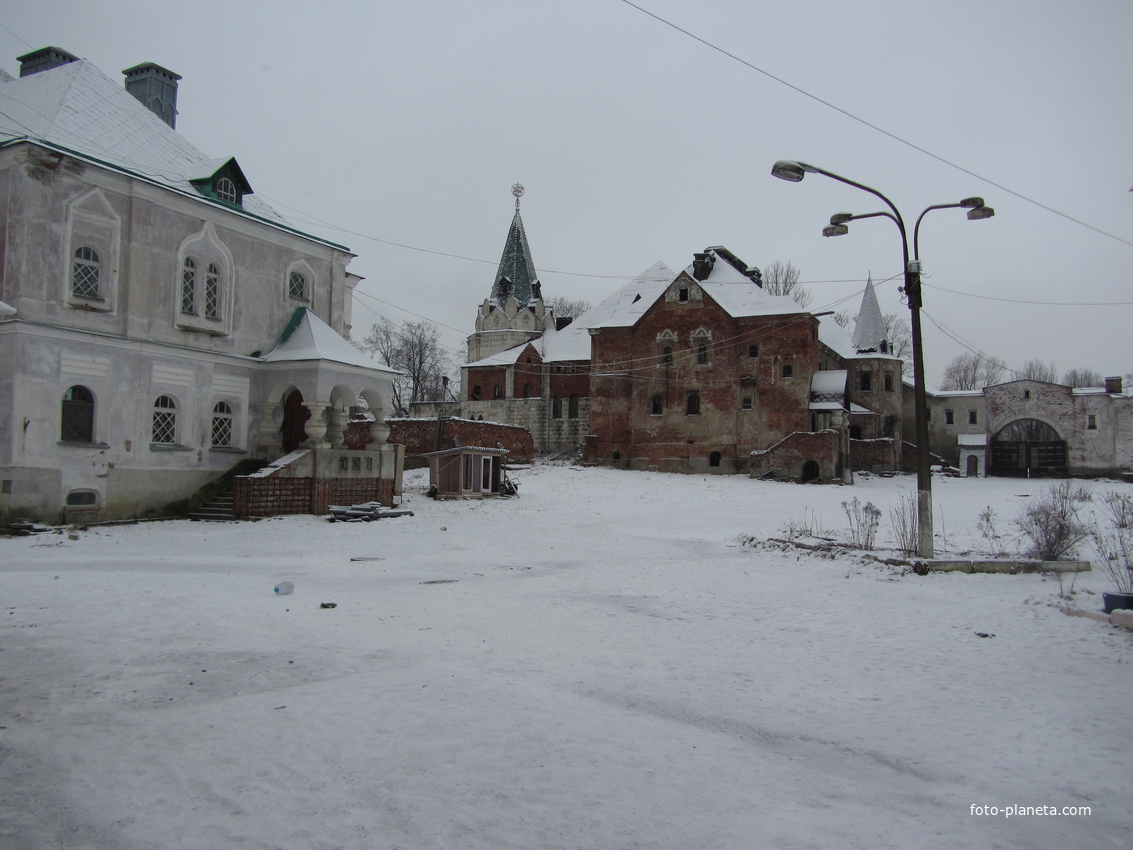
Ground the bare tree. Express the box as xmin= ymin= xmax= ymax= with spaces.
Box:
xmin=940 ymin=352 xmax=1005 ymax=390
xmin=762 ymin=260 xmax=812 ymax=308
xmin=359 ymin=318 xmax=454 ymax=415
xmin=980 ymin=357 xmax=1006 ymax=388
xmin=1062 ymin=367 xmax=1103 ymax=388
xmin=547 ymin=296 xmax=592 ymax=320
xmin=1019 ymin=358 xmax=1059 ymax=383
xmin=940 ymin=353 xmax=983 ymax=391
xmin=882 ymin=313 xmax=911 ymax=368
xmin=832 ymin=310 xmax=852 ymax=329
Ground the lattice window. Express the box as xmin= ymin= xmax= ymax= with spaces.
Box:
xmin=211 ymin=401 xmax=233 ymax=447
xmin=204 ymin=263 xmax=220 ymax=319
xmin=72 ymin=246 xmax=101 ymax=299
xmin=289 ymin=271 xmax=307 ymax=300
xmin=61 ymin=385 xmax=94 ymax=442
xmin=215 ymin=177 xmax=238 ymax=204
xmin=152 ymin=395 xmax=177 ymax=444
xmin=181 ymin=257 xmax=196 ymax=314
xmin=686 ymin=390 xmax=701 ymax=415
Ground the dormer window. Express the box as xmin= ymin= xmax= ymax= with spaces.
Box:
xmin=215 ymin=177 xmax=238 ymax=204
xmin=189 ymin=158 xmax=251 ymax=207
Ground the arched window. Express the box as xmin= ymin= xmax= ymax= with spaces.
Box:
xmin=61 ymin=385 xmax=94 ymax=443
xmin=471 ymin=385 xmax=482 ymax=401
xmin=523 ymin=383 xmax=532 ymax=398
xmin=181 ymin=257 xmax=196 ymax=314
xmin=651 ymin=395 xmax=663 ymax=415
xmin=66 ymin=489 xmax=98 ymax=507
xmin=686 ymin=390 xmax=700 ymax=415
xmin=568 ymin=394 xmax=580 ymax=419
xmin=781 ymin=364 xmax=793 ymax=379
xmin=211 ymin=401 xmax=233 ymax=447
xmin=289 ymin=271 xmax=307 ymax=301
xmin=493 ymin=385 xmax=503 ymax=399
xmin=552 ymin=396 xmax=563 ymax=419
xmin=709 ymin=451 xmax=722 ymax=467
xmin=662 ymin=346 xmax=673 ymax=366
xmin=692 ymin=330 xmax=711 ymax=365
xmin=72 ymin=246 xmax=101 ymax=299
xmin=152 ymin=395 xmax=177 ymax=445
xmin=215 ymin=177 xmax=238 ymax=204
xmin=204 ymin=263 xmax=220 ymax=319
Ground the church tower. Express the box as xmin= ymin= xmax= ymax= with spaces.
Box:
xmin=846 ymin=275 xmax=904 ymax=459
xmin=467 ymin=184 xmax=556 ymax=363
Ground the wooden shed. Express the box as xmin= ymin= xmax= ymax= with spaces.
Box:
xmin=423 ymin=446 xmax=511 ymax=499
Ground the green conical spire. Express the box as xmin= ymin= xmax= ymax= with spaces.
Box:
xmin=490 ymin=184 xmax=541 ymax=309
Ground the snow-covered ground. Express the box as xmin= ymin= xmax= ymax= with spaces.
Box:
xmin=2 ymin=465 xmax=1131 ymax=849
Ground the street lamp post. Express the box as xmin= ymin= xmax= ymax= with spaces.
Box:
xmin=771 ymin=160 xmax=994 ymax=559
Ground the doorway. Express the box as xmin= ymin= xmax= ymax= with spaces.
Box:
xmin=281 ymin=390 xmax=310 ymax=453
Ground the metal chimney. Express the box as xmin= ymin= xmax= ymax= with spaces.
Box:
xmin=122 ymin=62 xmax=182 ymax=129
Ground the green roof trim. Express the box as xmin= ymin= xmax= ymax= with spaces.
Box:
xmin=490 ymin=209 xmax=541 ymax=309
xmin=275 ymin=306 xmax=309 ymax=348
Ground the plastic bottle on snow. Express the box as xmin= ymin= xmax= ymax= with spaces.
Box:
xmin=274 ymin=581 xmax=294 ymax=595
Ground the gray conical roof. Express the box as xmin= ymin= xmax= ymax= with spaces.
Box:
xmin=490 ymin=209 xmax=540 ymax=309
xmin=850 ymin=275 xmax=887 ymax=353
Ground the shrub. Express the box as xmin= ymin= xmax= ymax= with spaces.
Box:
xmin=842 ymin=498 xmax=881 ymax=550
xmin=1014 ymin=481 xmax=1091 ymax=561
xmin=890 ymin=492 xmax=919 ymax=556
xmin=1091 ymin=490 xmax=1133 ymax=592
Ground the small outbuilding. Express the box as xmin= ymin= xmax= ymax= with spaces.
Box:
xmin=423 ymin=446 xmax=512 ymax=499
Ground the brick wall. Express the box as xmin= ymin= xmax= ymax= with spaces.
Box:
xmin=387 ymin=417 xmax=535 ymax=460
xmin=749 ymin=430 xmax=840 ymax=481
xmin=849 ymin=438 xmax=898 ymax=472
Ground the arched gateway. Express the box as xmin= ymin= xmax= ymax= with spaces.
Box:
xmin=989 ymin=418 xmax=1067 ymax=477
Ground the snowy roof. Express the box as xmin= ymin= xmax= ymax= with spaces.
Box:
xmin=422 ymin=446 xmax=510 ymax=457
xmin=850 ymin=276 xmax=886 ymax=353
xmin=811 ymin=370 xmax=847 ymax=395
xmin=817 ymin=315 xmax=856 ymax=359
xmin=958 ymin=434 xmax=988 ymax=446
xmin=0 ymin=57 xmax=345 ymax=250
xmin=262 ymin=307 xmax=401 ymax=374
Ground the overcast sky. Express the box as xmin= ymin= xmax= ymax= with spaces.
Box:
xmin=4 ymin=0 xmax=1131 ymax=386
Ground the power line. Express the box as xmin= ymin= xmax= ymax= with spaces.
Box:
xmin=618 ymin=0 xmax=1133 ymax=250
xmin=922 ymin=281 xmax=1133 ymax=307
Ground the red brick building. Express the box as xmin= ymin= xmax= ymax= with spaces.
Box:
xmin=453 ymin=198 xmax=904 ymax=478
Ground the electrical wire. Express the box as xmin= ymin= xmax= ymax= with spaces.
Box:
xmin=618 ymin=0 xmax=1133 ymax=251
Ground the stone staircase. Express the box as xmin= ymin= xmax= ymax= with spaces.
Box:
xmin=190 ymin=488 xmax=240 ymax=522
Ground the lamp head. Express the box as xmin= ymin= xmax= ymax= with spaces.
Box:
xmin=967 ymin=205 xmax=995 ymax=220
xmin=959 ymin=197 xmax=985 ymax=209
xmin=822 ymin=224 xmax=849 ymax=237
xmin=829 ymin=212 xmax=854 ymax=225
xmin=772 ymin=160 xmax=818 ymax=182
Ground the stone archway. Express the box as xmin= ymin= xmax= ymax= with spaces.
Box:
xmin=990 ymin=418 xmax=1066 ymax=477
xmin=801 ymin=459 xmax=820 ymax=482
xmin=281 ymin=389 xmax=310 ymax=453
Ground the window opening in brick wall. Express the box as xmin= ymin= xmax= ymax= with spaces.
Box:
xmin=152 ymin=396 xmax=177 ymax=444
xmin=211 ymin=401 xmax=233 ymax=447
xmin=181 ymin=257 xmax=196 ymax=314
xmin=686 ymin=390 xmax=700 ymax=415
xmin=61 ymin=385 xmax=95 ymax=442
xmin=72 ymin=246 xmax=101 ymax=299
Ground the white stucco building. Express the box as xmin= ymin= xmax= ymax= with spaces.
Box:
xmin=0 ymin=47 xmax=400 ymax=524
